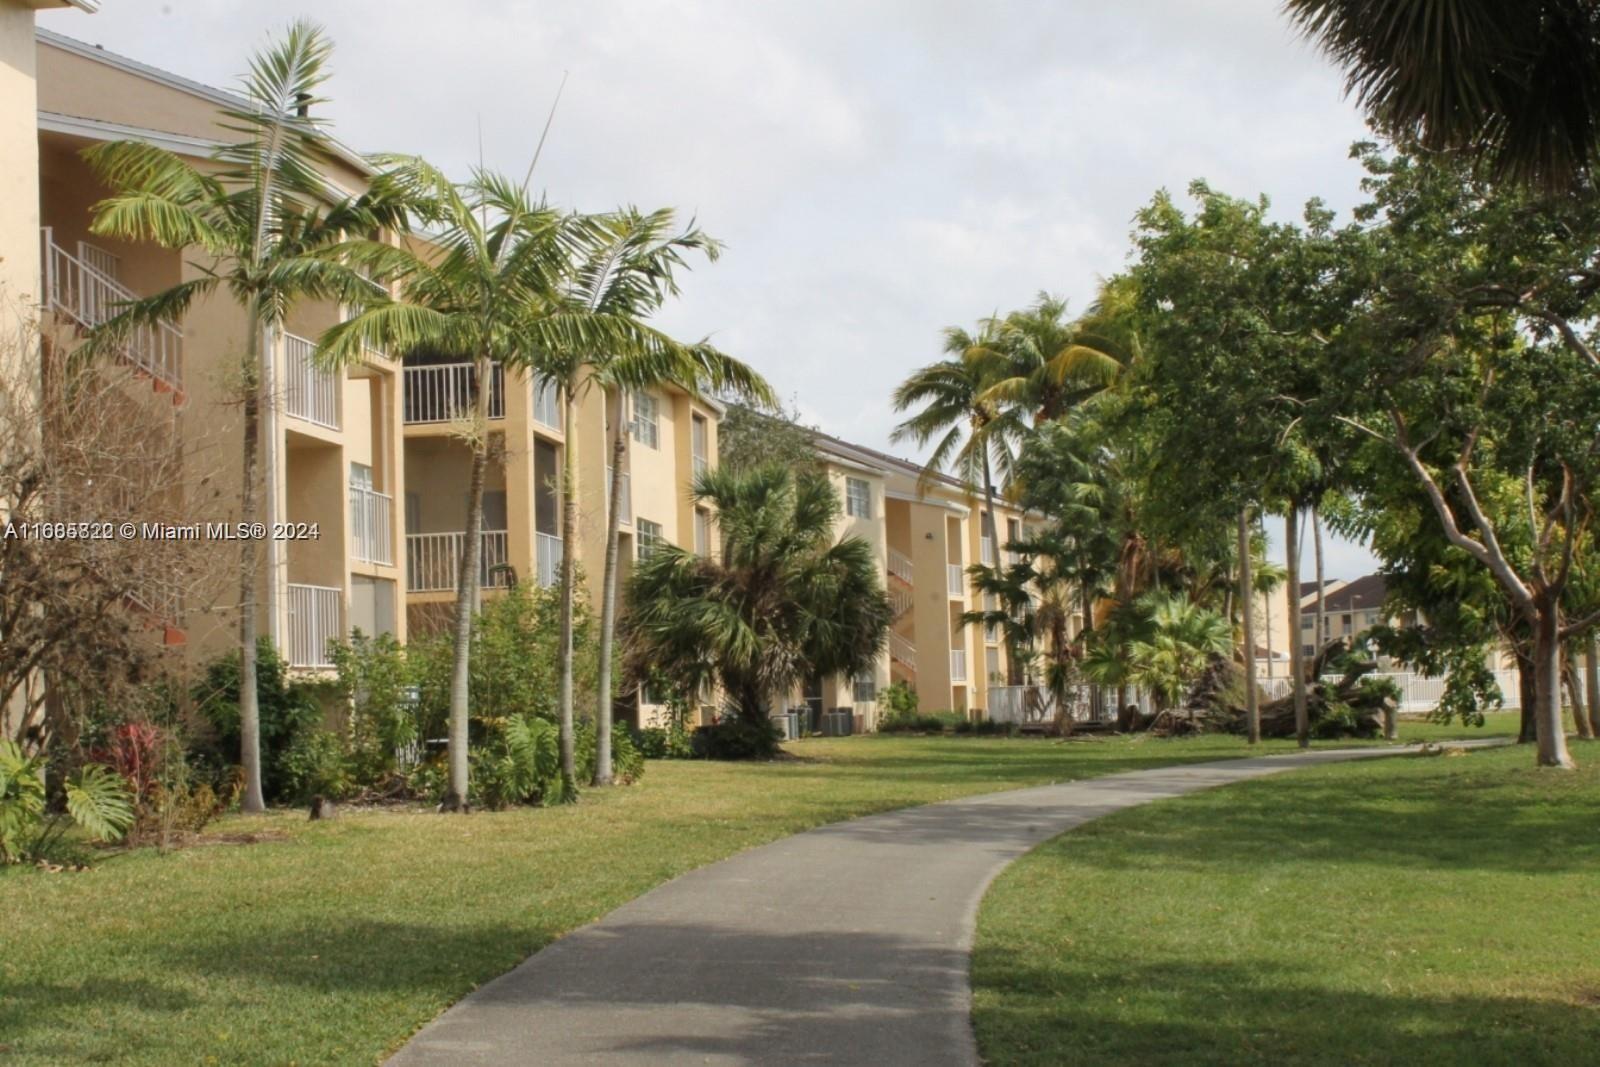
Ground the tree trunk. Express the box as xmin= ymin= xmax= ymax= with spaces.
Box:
xmin=1587 ymin=636 xmax=1600 ymax=738
xmin=1565 ymin=651 xmax=1593 ymax=740
xmin=1238 ymin=508 xmax=1260 ymax=745
xmin=593 ymin=387 xmax=628 ymax=786
xmin=439 ymin=354 xmax=493 ymax=812
xmin=1531 ymin=604 xmax=1575 ymax=768
xmin=1515 ymin=642 xmax=1538 ymax=743
xmin=238 ymin=311 xmax=266 ymax=814
xmin=555 ymin=380 xmax=580 ymax=798
xmin=1284 ymin=507 xmax=1309 ymax=748
xmin=1312 ymin=503 xmax=1327 ymax=664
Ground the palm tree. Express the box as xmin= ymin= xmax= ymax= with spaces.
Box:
xmin=623 ymin=465 xmax=892 ymax=753
xmin=1127 ymin=592 xmax=1233 ymax=712
xmin=891 ymin=324 xmax=1021 ymax=573
xmin=565 ymin=209 xmax=773 ymax=787
xmin=963 ymin=557 xmax=1037 ymax=687
xmin=983 ymin=291 xmax=1124 ymax=424
xmin=82 ymin=21 xmax=402 ymax=812
xmin=319 ymin=161 xmax=593 ymax=809
xmin=1284 ymin=0 xmax=1600 ymax=189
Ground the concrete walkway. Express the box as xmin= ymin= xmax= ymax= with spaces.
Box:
xmin=388 ymin=745 xmax=1463 ymax=1066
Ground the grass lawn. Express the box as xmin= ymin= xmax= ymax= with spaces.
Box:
xmin=972 ymin=734 xmax=1600 ymax=1067
xmin=0 ymin=718 xmax=1510 ymax=1065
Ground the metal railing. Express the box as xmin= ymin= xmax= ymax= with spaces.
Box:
xmin=1255 ymin=668 xmax=1524 ymax=711
xmin=403 ymin=362 xmax=505 ymax=424
xmin=889 ymin=586 xmax=914 ymax=619
xmin=947 ymin=563 xmax=964 ymax=597
xmin=536 ymin=531 xmax=562 ymax=588
xmin=77 ymin=240 xmax=120 ymax=281
xmin=405 ymin=530 xmax=511 ymax=592
xmin=286 ymin=583 xmax=342 ymax=668
xmin=532 ymin=375 xmax=561 ymax=430
xmin=606 ymin=467 xmax=632 ymax=525
xmin=41 ymin=228 xmax=183 ymax=390
xmin=350 ymin=484 xmax=393 ymax=565
xmin=887 ymin=547 xmax=915 ymax=585
xmin=981 ymin=536 xmax=995 ymax=565
xmin=889 ymin=632 xmax=917 ymax=671
xmin=950 ymin=648 xmax=968 ymax=683
xmin=283 ymin=332 xmax=340 ymax=429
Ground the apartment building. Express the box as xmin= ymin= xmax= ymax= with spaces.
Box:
xmin=808 ymin=433 xmax=1040 ymax=728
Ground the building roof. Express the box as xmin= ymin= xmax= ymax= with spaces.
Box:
xmin=1319 ymin=573 xmax=1387 ymax=613
xmin=809 ymin=430 xmax=1043 ymax=520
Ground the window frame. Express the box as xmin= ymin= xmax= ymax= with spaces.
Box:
xmin=845 ymin=476 xmax=872 ymax=519
xmin=631 ymin=391 xmax=660 ymax=449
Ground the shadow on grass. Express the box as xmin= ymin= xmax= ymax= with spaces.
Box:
xmin=0 ymin=977 xmax=198 ymax=1049
xmin=973 ymin=955 xmax=1600 ymax=1067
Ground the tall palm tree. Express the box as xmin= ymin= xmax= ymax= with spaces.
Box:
xmin=319 ymin=160 xmax=592 ymax=809
xmin=1284 ymin=0 xmax=1600 ymax=189
xmin=82 ymin=21 xmax=401 ymax=812
xmin=982 ymin=292 xmax=1124 ymax=424
xmin=570 ymin=208 xmax=773 ymax=787
xmin=891 ymin=324 xmax=1021 ymax=569
xmin=623 ymin=465 xmax=893 ymax=753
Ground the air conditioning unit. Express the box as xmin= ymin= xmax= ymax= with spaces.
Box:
xmin=823 ymin=709 xmax=854 ymax=737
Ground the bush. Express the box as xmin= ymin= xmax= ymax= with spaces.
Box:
xmin=194 ymin=638 xmax=321 ymax=802
xmin=329 ymin=631 xmax=418 ymax=790
xmin=692 ymin=716 xmax=781 ymax=760
xmin=94 ymin=720 xmax=234 ymax=844
xmin=882 ymin=680 xmax=919 ymax=718
xmin=879 ymin=711 xmax=950 ymax=734
xmin=471 ymin=713 xmax=562 ymax=809
xmin=0 ymin=740 xmax=134 ymax=865
xmin=635 ymin=725 xmax=694 ymax=760
xmin=281 ymin=729 xmax=354 ymax=804
xmin=573 ymin=721 xmax=646 ymax=785
xmin=955 ymin=719 xmax=1020 ymax=737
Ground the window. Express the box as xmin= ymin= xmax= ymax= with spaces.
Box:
xmin=692 ymin=413 xmax=709 ymax=477
xmin=631 ymin=391 xmax=659 ymax=449
xmin=694 ymin=507 xmax=712 ymax=558
xmin=986 ymin=648 xmax=1002 ymax=685
xmin=637 ymin=518 xmax=664 ymax=559
xmin=852 ymin=671 xmax=876 ymax=703
xmin=845 ymin=476 xmax=872 ymax=519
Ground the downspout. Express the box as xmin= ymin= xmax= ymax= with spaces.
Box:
xmin=263 ymin=323 xmax=282 ymax=648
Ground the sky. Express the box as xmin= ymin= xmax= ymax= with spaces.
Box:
xmin=39 ymin=0 xmax=1380 ymax=579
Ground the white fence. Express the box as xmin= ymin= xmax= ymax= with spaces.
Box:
xmin=41 ymin=228 xmax=183 ymax=390
xmin=403 ymin=362 xmax=505 ymax=424
xmin=1255 ymin=669 xmax=1523 ymax=711
xmin=350 ymin=484 xmax=393 ymax=565
xmin=283 ymin=332 xmax=340 ymax=429
xmin=406 ymin=530 xmax=511 ymax=592
xmin=947 ymin=563 xmax=964 ymax=596
xmin=286 ymin=583 xmax=342 ymax=668
xmin=988 ymin=684 xmax=1152 ymax=725
xmin=887 ymin=547 xmax=915 ymax=585
xmin=536 ymin=531 xmax=562 ymax=588
xmin=950 ymin=648 xmax=967 ymax=683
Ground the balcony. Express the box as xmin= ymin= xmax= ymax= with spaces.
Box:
xmin=406 ymin=530 xmax=511 ymax=593
xmin=606 ymin=467 xmax=632 ymax=525
xmin=404 ymin=362 xmax=505 ymax=424
xmin=532 ymin=375 xmax=562 ymax=431
xmin=284 ymin=332 xmax=340 ymax=429
xmin=350 ymin=484 xmax=394 ymax=565
xmin=980 ymin=536 xmax=995 ymax=566
xmin=287 ymin=583 xmax=342 ymax=668
xmin=950 ymin=648 xmax=968 ymax=683
xmin=536 ymin=531 xmax=563 ymax=588
xmin=947 ymin=563 xmax=964 ymax=597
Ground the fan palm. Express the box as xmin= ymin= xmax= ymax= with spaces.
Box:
xmin=891 ymin=323 xmax=1021 ymax=565
xmin=567 ymin=208 xmax=774 ymax=787
xmin=318 ymin=160 xmax=595 ymax=808
xmin=623 ymin=465 xmax=892 ymax=752
xmin=1127 ymin=592 xmax=1234 ymax=711
xmin=82 ymin=21 xmax=402 ymax=812
xmin=1284 ymin=0 xmax=1600 ymax=189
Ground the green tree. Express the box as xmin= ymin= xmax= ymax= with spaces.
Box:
xmin=623 ymin=466 xmax=892 ymax=754
xmin=83 ymin=21 xmax=401 ymax=810
xmin=570 ymin=209 xmax=773 ymax=787
xmin=1285 ymin=0 xmax=1600 ymax=190
xmin=1127 ymin=592 xmax=1234 ymax=712
xmin=983 ymin=291 xmax=1125 ymax=423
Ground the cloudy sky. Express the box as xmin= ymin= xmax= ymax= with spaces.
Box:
xmin=41 ymin=0 xmax=1379 ymax=578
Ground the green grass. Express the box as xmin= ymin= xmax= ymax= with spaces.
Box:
xmin=972 ymin=737 xmax=1600 ymax=1067
xmin=0 ymin=720 xmax=1507 ymax=1065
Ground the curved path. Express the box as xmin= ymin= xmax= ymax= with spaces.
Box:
xmin=389 ymin=746 xmax=1450 ymax=1066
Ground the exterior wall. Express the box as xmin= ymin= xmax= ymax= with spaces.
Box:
xmin=0 ymin=3 xmax=43 ymax=339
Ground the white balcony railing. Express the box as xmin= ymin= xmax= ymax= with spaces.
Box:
xmin=283 ymin=332 xmax=340 ymax=429
xmin=536 ymin=531 xmax=562 ymax=588
xmin=405 ymin=531 xmax=510 ymax=593
xmin=947 ymin=563 xmax=964 ymax=597
xmin=889 ymin=586 xmax=914 ymax=619
xmin=287 ymin=583 xmax=342 ymax=668
xmin=77 ymin=240 xmax=120 ymax=281
xmin=887 ymin=547 xmax=914 ymax=585
xmin=404 ymin=362 xmax=505 ymax=424
xmin=981 ymin=536 xmax=995 ymax=566
xmin=889 ymin=632 xmax=917 ymax=671
xmin=950 ymin=648 xmax=968 ymax=683
xmin=350 ymin=484 xmax=393 ymax=565
xmin=532 ymin=375 xmax=562 ymax=430
xmin=606 ymin=467 xmax=632 ymax=525
xmin=40 ymin=228 xmax=183 ymax=391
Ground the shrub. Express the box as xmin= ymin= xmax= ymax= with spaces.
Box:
xmin=194 ymin=638 xmax=321 ymax=801
xmin=635 ymin=725 xmax=694 ymax=760
xmin=879 ymin=711 xmax=950 ymax=734
xmin=882 ymin=680 xmax=919 ymax=718
xmin=0 ymin=741 xmax=134 ymax=864
xmin=94 ymin=720 xmax=234 ymax=844
xmin=573 ymin=721 xmax=646 ymax=784
xmin=329 ymin=631 xmax=418 ymax=790
xmin=692 ymin=716 xmax=781 ymax=759
xmin=471 ymin=714 xmax=561 ymax=809
xmin=281 ymin=729 xmax=355 ymax=804
xmin=956 ymin=719 xmax=1020 ymax=737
